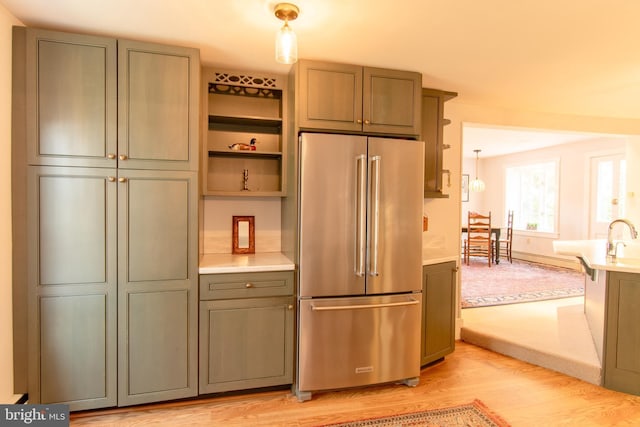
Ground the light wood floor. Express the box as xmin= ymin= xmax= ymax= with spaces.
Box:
xmin=71 ymin=342 xmax=640 ymax=426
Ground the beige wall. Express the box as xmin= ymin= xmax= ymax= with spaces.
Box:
xmin=1 ymin=3 xmax=21 ymax=404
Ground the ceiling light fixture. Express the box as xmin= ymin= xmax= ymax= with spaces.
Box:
xmin=274 ymin=2 xmax=299 ymax=64
xmin=469 ymin=149 xmax=486 ymax=192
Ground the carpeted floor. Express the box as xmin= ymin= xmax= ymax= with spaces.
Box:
xmin=321 ymin=400 xmax=510 ymax=427
xmin=461 ymin=258 xmax=585 ymax=308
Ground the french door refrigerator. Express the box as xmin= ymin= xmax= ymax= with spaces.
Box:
xmin=295 ymin=132 xmax=424 ymax=401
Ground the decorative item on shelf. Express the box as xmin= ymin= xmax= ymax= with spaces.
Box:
xmin=232 ymin=216 xmax=255 ymax=254
xmin=228 ymin=138 xmax=258 ymax=151
xmin=274 ymin=2 xmax=299 ymax=64
xmin=469 ymin=149 xmax=486 ymax=192
xmin=242 ymin=169 xmax=249 ymax=191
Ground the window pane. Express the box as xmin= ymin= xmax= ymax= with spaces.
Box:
xmin=596 ymin=161 xmax=613 ymax=222
xmin=505 ymin=161 xmax=558 ymax=233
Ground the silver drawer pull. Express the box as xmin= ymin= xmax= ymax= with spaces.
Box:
xmin=245 ymin=283 xmax=253 ymax=288
xmin=311 ymin=299 xmax=419 ymax=311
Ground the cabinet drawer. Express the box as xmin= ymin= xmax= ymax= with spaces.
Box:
xmin=200 ymin=271 xmax=294 ymax=300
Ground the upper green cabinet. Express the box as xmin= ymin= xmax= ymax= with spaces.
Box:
xmin=24 ymin=28 xmax=117 ymax=168
xmin=22 ymin=28 xmax=199 ymax=171
xmin=118 ymin=40 xmax=199 ymax=171
xmin=294 ymin=59 xmax=422 ymax=136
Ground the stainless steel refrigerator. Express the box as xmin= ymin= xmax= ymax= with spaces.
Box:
xmin=295 ymin=132 xmax=424 ymax=401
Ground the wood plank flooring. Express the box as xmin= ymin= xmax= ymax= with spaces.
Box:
xmin=70 ymin=342 xmax=640 ymax=426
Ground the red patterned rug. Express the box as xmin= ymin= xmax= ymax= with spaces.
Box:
xmin=320 ymin=400 xmax=510 ymax=426
xmin=462 ymin=259 xmax=584 ymax=308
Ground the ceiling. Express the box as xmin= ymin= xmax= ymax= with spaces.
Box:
xmin=3 ymin=0 xmax=639 ymax=156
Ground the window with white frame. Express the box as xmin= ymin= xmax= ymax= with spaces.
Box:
xmin=505 ymin=160 xmax=559 ymax=233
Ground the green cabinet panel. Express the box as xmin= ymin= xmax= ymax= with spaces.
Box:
xmin=125 ymin=290 xmax=190 ymax=396
xmin=118 ymin=170 xmax=199 ymax=406
xmin=199 ymin=296 xmax=294 ymax=394
xmin=421 ymin=261 xmax=457 ymax=366
xmin=295 ymin=59 xmax=421 ymax=136
xmin=27 ymin=166 xmax=117 ymax=410
xmin=22 ymin=27 xmax=117 ymax=168
xmin=40 ymin=295 xmax=111 ymax=406
xmin=603 ymin=271 xmax=640 ymax=395
xmin=118 ymin=40 xmax=199 ymax=171
xmin=200 ymin=271 xmax=294 ymax=300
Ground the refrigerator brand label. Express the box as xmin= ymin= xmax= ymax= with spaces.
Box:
xmin=355 ymin=366 xmax=374 ymax=374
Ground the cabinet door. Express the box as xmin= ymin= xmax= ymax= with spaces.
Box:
xmin=117 ymin=169 xmax=198 ymax=406
xmin=199 ymin=296 xmax=294 ymax=394
xmin=363 ymin=67 xmax=421 ymax=136
xmin=118 ymin=40 xmax=200 ymax=171
xmin=421 ymin=261 xmax=457 ymax=366
xmin=27 ymin=166 xmax=117 ymax=410
xmin=604 ymin=272 xmax=640 ymax=395
xmin=24 ymin=28 xmax=117 ymax=168
xmin=296 ymin=60 xmax=363 ymax=132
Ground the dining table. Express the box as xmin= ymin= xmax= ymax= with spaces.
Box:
xmin=461 ymin=226 xmax=502 ymax=264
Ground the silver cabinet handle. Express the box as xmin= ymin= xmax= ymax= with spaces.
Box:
xmin=369 ymin=155 xmax=381 ymax=277
xmin=355 ymin=154 xmax=366 ymax=277
xmin=311 ymin=298 xmax=419 ymax=311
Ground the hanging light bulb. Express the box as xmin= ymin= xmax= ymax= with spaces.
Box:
xmin=274 ymin=3 xmax=299 ymax=64
xmin=469 ymin=149 xmax=486 ymax=192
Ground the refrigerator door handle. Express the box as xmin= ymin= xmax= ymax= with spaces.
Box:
xmin=310 ymin=298 xmax=420 ymax=311
xmin=355 ymin=154 xmax=367 ymax=277
xmin=369 ymin=155 xmax=381 ymax=277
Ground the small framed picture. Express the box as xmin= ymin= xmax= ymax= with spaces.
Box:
xmin=232 ymin=216 xmax=255 ymax=254
xmin=462 ymin=174 xmax=470 ymax=202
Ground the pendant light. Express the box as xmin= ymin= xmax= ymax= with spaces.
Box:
xmin=274 ymin=3 xmax=299 ymax=64
xmin=469 ymin=149 xmax=486 ymax=192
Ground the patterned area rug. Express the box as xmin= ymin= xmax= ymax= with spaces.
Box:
xmin=462 ymin=259 xmax=585 ymax=308
xmin=321 ymin=400 xmax=510 ymax=426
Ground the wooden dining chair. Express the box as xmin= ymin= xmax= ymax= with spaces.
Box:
xmin=495 ymin=210 xmax=514 ymax=263
xmin=464 ymin=211 xmax=493 ymax=266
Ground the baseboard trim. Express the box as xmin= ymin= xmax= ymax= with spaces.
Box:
xmin=512 ymin=252 xmax=581 ymax=271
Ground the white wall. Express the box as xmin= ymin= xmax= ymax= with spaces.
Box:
xmin=1 ymin=3 xmax=22 ymax=404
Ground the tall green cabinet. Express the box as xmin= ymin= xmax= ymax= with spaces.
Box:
xmin=12 ymin=27 xmax=200 ymax=410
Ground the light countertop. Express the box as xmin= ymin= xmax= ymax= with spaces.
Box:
xmin=553 ymin=239 xmax=640 ymax=274
xmin=422 ymin=255 xmax=459 ymax=266
xmin=199 ymin=252 xmax=295 ymax=274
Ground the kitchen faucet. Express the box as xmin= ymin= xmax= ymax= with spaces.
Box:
xmin=607 ymin=219 xmax=639 ymax=259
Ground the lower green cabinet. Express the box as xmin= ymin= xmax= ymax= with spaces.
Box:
xmin=603 ymin=271 xmax=640 ymax=395
xmin=421 ymin=261 xmax=457 ymax=366
xmin=199 ymin=271 xmax=294 ymax=394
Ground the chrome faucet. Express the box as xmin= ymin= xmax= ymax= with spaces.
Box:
xmin=607 ymin=219 xmax=639 ymax=259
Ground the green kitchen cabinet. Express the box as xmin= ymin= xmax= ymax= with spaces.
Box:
xmin=27 ymin=166 xmax=118 ymax=410
xmin=13 ymin=27 xmax=200 ymax=410
xmin=421 ymin=261 xmax=457 ymax=366
xmin=117 ymin=170 xmax=199 ymax=406
xmin=603 ymin=271 xmax=640 ymax=395
xmin=294 ymin=59 xmax=422 ymax=136
xmin=199 ymin=271 xmax=294 ymax=394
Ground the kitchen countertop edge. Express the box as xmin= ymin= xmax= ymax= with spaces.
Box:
xmin=422 ymin=255 xmax=459 ymax=266
xmin=553 ymin=239 xmax=640 ymax=274
xmin=200 ymin=252 xmax=295 ymax=274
